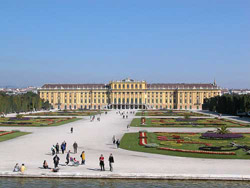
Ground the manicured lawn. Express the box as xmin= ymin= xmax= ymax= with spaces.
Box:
xmin=0 ymin=117 xmax=81 ymax=127
xmin=136 ymin=110 xmax=207 ymax=117
xmin=120 ymin=132 xmax=250 ymax=159
xmin=0 ymin=131 xmax=30 ymax=142
xmin=130 ymin=118 xmax=250 ymax=128
xmin=26 ymin=110 xmax=105 ymax=116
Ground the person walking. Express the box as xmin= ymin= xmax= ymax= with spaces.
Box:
xmin=116 ymin=139 xmax=120 ymax=148
xmin=80 ymin=151 xmax=85 ymax=165
xmin=61 ymin=142 xmax=65 ymax=154
xmin=99 ymin=154 xmax=105 ymax=171
xmin=63 ymin=141 xmax=67 ymax=151
xmin=65 ymin=150 xmax=70 ymax=165
xmin=73 ymin=142 xmax=78 ymax=153
xmin=112 ymin=135 xmax=116 ymax=144
xmin=55 ymin=143 xmax=59 ymax=154
xmin=108 ymin=153 xmax=114 ymax=172
xmin=51 ymin=146 xmax=55 ymax=156
xmin=71 ymin=127 xmax=73 ymax=133
xmin=53 ymin=155 xmax=60 ymax=168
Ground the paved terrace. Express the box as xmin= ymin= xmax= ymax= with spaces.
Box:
xmin=1 ymin=110 xmax=250 ymax=180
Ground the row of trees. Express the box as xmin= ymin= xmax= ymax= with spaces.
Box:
xmin=203 ymin=94 xmax=250 ymax=115
xmin=0 ymin=92 xmax=50 ymax=114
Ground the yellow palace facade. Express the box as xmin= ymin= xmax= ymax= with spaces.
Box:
xmin=39 ymin=78 xmax=221 ymax=110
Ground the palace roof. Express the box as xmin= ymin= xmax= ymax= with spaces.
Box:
xmin=147 ymin=83 xmax=219 ymax=89
xmin=41 ymin=84 xmax=107 ymax=89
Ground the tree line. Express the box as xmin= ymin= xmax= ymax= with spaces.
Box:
xmin=0 ymin=92 xmax=50 ymax=114
xmin=203 ymin=94 xmax=250 ymax=115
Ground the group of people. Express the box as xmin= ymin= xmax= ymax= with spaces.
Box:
xmin=13 ymin=163 xmax=26 ymax=173
xmin=51 ymin=141 xmax=67 ymax=155
xmin=99 ymin=153 xmax=114 ymax=171
xmin=49 ymin=141 xmax=80 ymax=172
xmin=112 ymin=135 xmax=120 ymax=148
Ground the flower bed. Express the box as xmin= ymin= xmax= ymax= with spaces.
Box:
xmin=201 ymin=133 xmax=243 ymax=139
xmin=0 ymin=131 xmax=14 ymax=137
xmin=139 ymin=132 xmax=147 ymax=146
xmin=158 ymin=147 xmax=236 ymax=155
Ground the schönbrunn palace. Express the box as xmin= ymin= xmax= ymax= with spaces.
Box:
xmin=39 ymin=78 xmax=221 ymax=110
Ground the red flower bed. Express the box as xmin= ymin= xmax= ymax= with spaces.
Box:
xmin=139 ymin=132 xmax=148 ymax=146
xmin=0 ymin=131 xmax=14 ymax=136
xmin=158 ymin=147 xmax=236 ymax=155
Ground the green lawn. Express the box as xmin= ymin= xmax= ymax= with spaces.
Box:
xmin=130 ymin=118 xmax=249 ymax=128
xmin=120 ymin=132 xmax=250 ymax=159
xmin=0 ymin=117 xmax=81 ymax=127
xmin=0 ymin=131 xmax=30 ymax=142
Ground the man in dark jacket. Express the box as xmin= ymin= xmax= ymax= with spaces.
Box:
xmin=73 ymin=142 xmax=78 ymax=153
xmin=65 ymin=150 xmax=70 ymax=165
xmin=56 ymin=143 xmax=59 ymax=154
xmin=53 ymin=155 xmax=60 ymax=168
xmin=108 ymin=153 xmax=114 ymax=172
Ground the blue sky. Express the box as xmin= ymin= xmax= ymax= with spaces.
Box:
xmin=0 ymin=1 xmax=249 ymax=88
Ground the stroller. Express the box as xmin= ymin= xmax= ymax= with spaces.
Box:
xmin=70 ymin=157 xmax=79 ymax=166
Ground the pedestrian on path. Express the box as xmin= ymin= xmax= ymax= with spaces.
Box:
xmin=109 ymin=153 xmax=114 ymax=172
xmin=80 ymin=151 xmax=85 ymax=165
xmin=99 ymin=154 xmax=105 ymax=171
xmin=53 ymin=155 xmax=60 ymax=168
xmin=13 ymin=163 xmax=20 ymax=172
xmin=112 ymin=135 xmax=116 ymax=144
xmin=55 ymin=143 xmax=59 ymax=154
xmin=116 ymin=139 xmax=120 ymax=148
xmin=127 ymin=124 xmax=130 ymax=130
xmin=20 ymin=164 xmax=26 ymax=173
xmin=73 ymin=142 xmax=78 ymax=153
xmin=51 ymin=146 xmax=55 ymax=156
xmin=63 ymin=141 xmax=67 ymax=151
xmin=66 ymin=150 xmax=70 ymax=165
xmin=71 ymin=127 xmax=73 ymax=133
xmin=61 ymin=142 xmax=65 ymax=154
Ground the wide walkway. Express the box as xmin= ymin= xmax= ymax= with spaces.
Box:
xmin=1 ymin=110 xmax=250 ymax=180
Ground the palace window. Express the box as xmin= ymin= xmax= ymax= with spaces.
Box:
xmin=114 ymin=84 xmax=117 ymax=89
xmin=127 ymin=84 xmax=129 ymax=89
xmin=131 ymin=85 xmax=134 ymax=89
xmin=119 ymin=84 xmax=121 ymax=89
xmin=123 ymin=84 xmax=125 ymax=89
xmin=135 ymin=84 xmax=138 ymax=89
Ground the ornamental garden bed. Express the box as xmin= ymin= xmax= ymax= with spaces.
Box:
xmin=0 ymin=117 xmax=80 ymax=127
xmin=120 ymin=132 xmax=250 ymax=159
xmin=0 ymin=131 xmax=30 ymax=142
xmin=136 ymin=110 xmax=207 ymax=117
xmin=26 ymin=110 xmax=106 ymax=116
xmin=130 ymin=118 xmax=249 ymax=128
